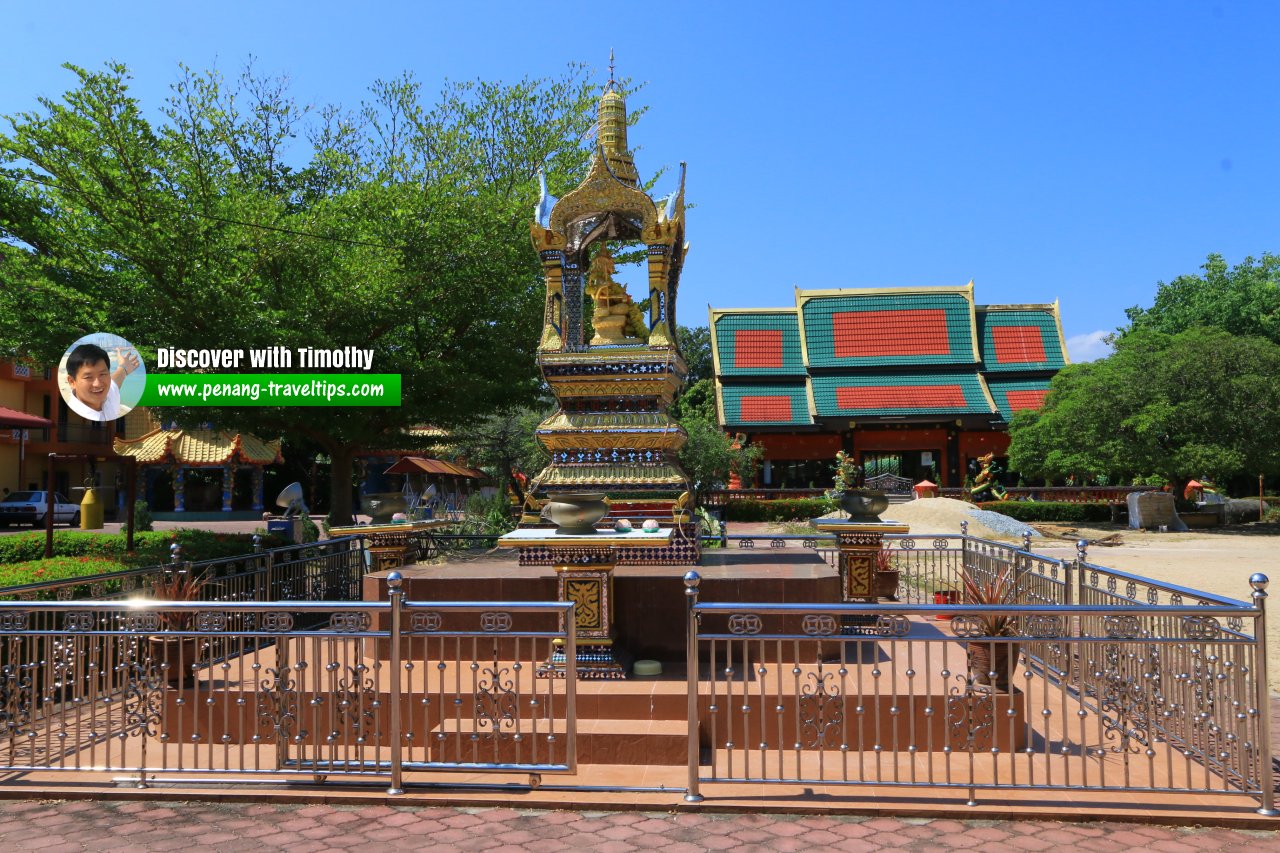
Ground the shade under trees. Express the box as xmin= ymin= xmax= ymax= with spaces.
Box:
xmin=0 ymin=61 xmax=636 ymax=523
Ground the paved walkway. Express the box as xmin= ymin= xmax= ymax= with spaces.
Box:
xmin=0 ymin=800 xmax=1276 ymax=852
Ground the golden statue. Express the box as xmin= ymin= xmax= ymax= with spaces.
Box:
xmin=588 ymin=248 xmax=647 ymax=345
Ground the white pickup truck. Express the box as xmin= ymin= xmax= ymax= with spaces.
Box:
xmin=0 ymin=491 xmax=81 ymax=527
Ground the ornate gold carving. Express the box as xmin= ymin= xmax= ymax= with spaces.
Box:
xmin=564 ymin=578 xmax=603 ymax=631
xmin=539 ymin=463 xmax=686 ymax=487
xmin=549 ymin=148 xmax=658 ymax=236
xmin=530 ymin=222 xmax=567 ymax=252
xmin=842 ymin=554 xmax=874 ymax=598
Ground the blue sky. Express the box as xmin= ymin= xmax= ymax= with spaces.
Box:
xmin=3 ymin=1 xmax=1277 ymax=362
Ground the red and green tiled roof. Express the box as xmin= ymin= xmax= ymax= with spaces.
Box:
xmin=811 ymin=373 xmax=994 ymax=418
xmin=977 ymin=307 xmax=1066 ymax=372
xmin=986 ymin=377 xmax=1053 ymax=421
xmin=800 ymin=292 xmax=977 ymax=368
xmin=712 ymin=312 xmax=806 ymax=377
xmin=719 ymin=382 xmax=812 ymax=426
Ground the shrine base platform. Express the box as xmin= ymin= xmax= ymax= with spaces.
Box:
xmin=364 ymin=548 xmax=840 ymax=662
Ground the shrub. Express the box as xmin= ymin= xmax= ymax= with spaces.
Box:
xmin=133 ymin=499 xmax=154 ymax=532
xmin=723 ymin=498 xmax=835 ymax=522
xmin=0 ymin=557 xmax=132 ymax=593
xmin=0 ymin=530 xmax=282 ymax=567
xmin=300 ymin=515 xmax=320 ymax=543
xmin=976 ymin=501 xmax=1112 ymax=523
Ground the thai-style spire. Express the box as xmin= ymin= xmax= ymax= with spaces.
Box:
xmin=598 ymin=50 xmax=638 ymax=186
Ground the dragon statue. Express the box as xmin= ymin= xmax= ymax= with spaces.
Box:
xmin=969 ymin=452 xmax=1008 ymax=502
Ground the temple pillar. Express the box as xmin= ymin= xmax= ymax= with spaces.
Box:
xmin=221 ymin=465 xmax=233 ymax=512
xmin=173 ymin=466 xmax=186 ymax=512
xmin=252 ymin=467 xmax=265 ymax=512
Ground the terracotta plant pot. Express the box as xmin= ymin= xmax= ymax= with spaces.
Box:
xmin=874 ymin=569 xmax=900 ymax=600
xmin=147 ymin=635 xmax=201 ymax=687
xmin=540 ymin=492 xmax=609 ymax=535
xmin=966 ymin=641 xmax=1017 ymax=692
xmin=837 ymin=489 xmax=889 ymax=521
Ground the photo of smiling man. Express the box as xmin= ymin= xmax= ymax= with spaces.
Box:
xmin=58 ymin=333 xmax=146 ymax=423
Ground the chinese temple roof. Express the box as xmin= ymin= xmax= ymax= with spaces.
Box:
xmin=712 ymin=311 xmax=806 ymax=377
xmin=113 ymin=428 xmax=283 ymax=466
xmin=977 ymin=304 xmax=1067 ymax=372
xmin=711 ymin=285 xmax=1067 ymax=429
xmin=717 ymin=381 xmax=814 ymax=427
xmin=799 ymin=285 xmax=979 ymax=368
xmin=811 ymin=372 xmax=995 ymax=418
xmin=985 ymin=377 xmax=1054 ymax=421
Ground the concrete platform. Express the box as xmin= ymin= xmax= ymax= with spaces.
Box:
xmin=364 ymin=548 xmax=840 ymax=662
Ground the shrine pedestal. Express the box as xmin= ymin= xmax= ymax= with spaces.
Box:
xmin=328 ymin=520 xmax=452 ymax=572
xmin=497 ymin=528 xmax=675 ymax=679
xmin=810 ymin=519 xmax=910 ymax=634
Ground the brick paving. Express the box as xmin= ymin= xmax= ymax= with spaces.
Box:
xmin=0 ymin=801 xmax=1277 ymax=852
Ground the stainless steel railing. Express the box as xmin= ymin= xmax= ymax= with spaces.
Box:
xmin=0 ymin=576 xmax=575 ymax=791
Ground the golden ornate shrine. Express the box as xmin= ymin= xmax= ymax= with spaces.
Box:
xmin=521 ymin=63 xmax=697 ymax=564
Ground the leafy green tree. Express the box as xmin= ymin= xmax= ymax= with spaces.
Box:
xmin=447 ymin=405 xmax=551 ymax=503
xmin=677 ymin=325 xmax=712 ymax=384
xmin=1124 ymin=253 xmax=1280 ymax=344
xmin=671 ymin=376 xmax=762 ymax=496
xmin=0 ymin=61 xmax=637 ymax=524
xmin=1008 ymin=327 xmax=1280 ymax=493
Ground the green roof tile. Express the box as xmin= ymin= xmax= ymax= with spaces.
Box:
xmin=986 ymin=377 xmax=1053 ymax=420
xmin=801 ymin=293 xmax=977 ymax=368
xmin=720 ymin=381 xmax=812 ymax=426
xmin=713 ymin=312 xmax=806 ymax=377
xmin=977 ymin=308 xmax=1066 ymax=371
xmin=811 ymin=372 xmax=994 ymax=417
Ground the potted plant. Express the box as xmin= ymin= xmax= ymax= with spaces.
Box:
xmin=959 ymin=566 xmax=1018 ymax=691
xmin=873 ymin=549 xmax=900 ymax=600
xmin=825 ymin=450 xmax=888 ymax=521
xmin=145 ymin=570 xmax=207 ymax=687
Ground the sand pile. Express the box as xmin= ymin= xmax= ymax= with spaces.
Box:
xmin=872 ymin=497 xmax=1037 ymax=541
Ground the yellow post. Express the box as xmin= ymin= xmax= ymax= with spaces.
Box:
xmin=80 ymin=486 xmax=104 ymax=529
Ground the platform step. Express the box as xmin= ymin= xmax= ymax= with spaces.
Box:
xmin=429 ymin=717 xmax=688 ymax=766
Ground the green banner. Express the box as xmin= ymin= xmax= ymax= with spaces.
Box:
xmin=139 ymin=374 xmax=401 ymax=406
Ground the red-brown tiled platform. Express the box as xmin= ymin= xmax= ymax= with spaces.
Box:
xmin=365 ymin=548 xmax=839 ymax=661
xmin=2 ymin=800 xmax=1276 ymax=852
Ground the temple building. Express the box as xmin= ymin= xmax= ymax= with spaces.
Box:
xmin=710 ymin=284 xmax=1067 ymax=488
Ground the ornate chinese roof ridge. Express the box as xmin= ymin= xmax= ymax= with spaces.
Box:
xmin=113 ymin=428 xmax=282 ymax=465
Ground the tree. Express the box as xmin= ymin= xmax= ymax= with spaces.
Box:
xmin=447 ymin=405 xmax=551 ymax=502
xmin=1123 ymin=253 xmax=1280 ymax=345
xmin=0 ymin=61 xmax=638 ymax=523
xmin=677 ymin=325 xmax=712 ymax=384
xmin=1007 ymin=327 xmax=1280 ymax=493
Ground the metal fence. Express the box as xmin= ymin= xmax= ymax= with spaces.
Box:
xmin=0 ymin=535 xmax=369 ymax=606
xmin=0 ymin=575 xmax=575 ymax=791
xmin=682 ymin=539 xmax=1275 ymax=814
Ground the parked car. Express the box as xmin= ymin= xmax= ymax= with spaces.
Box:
xmin=0 ymin=491 xmax=80 ymax=527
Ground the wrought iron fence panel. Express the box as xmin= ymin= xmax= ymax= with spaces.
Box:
xmin=399 ymin=601 xmax=576 ymax=775
xmin=0 ymin=593 xmax=576 ymax=789
xmin=683 ymin=591 xmax=1271 ymax=811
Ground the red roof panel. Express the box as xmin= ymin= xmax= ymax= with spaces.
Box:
xmin=835 ymin=384 xmax=967 ymax=410
xmin=740 ymin=395 xmax=794 ymax=422
xmin=733 ymin=329 xmax=784 ymax=368
xmin=833 ymin=309 xmax=951 ymax=358
xmin=992 ymin=326 xmax=1047 ymax=364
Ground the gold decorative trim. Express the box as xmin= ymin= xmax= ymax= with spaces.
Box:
xmin=549 ymin=147 xmax=658 ymax=236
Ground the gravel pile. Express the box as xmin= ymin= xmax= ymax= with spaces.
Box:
xmin=824 ymin=497 xmax=1040 ymax=541
xmin=965 ymin=506 xmax=1041 ymax=540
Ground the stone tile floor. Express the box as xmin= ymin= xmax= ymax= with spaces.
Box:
xmin=0 ymin=800 xmax=1276 ymax=852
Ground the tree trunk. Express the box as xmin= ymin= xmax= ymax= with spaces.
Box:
xmin=327 ymin=445 xmax=356 ymax=527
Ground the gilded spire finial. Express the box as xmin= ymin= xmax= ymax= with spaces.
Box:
xmin=596 ymin=50 xmax=637 ymax=185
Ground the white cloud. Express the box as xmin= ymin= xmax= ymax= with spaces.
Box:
xmin=1066 ymin=330 xmax=1112 ymax=363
